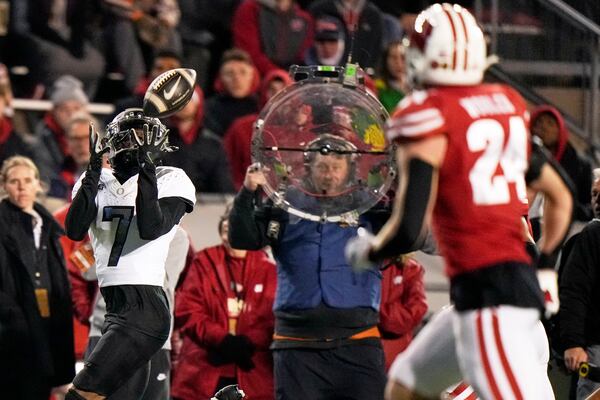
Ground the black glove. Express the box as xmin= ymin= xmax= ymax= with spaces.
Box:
xmin=88 ymin=123 xmax=109 ymax=174
xmin=213 ymin=334 xmax=256 ymax=370
xmin=132 ymin=123 xmax=176 ymax=167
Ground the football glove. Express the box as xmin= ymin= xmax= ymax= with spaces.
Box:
xmin=88 ymin=122 xmax=109 ymax=173
xmin=537 ymin=268 xmax=559 ymax=319
xmin=345 ymin=228 xmax=376 ymax=272
xmin=133 ymin=123 xmax=177 ymax=166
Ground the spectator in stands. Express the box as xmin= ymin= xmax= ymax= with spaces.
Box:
xmin=0 ymin=64 xmax=31 ymax=163
xmin=379 ymin=254 xmax=428 ymax=371
xmin=232 ymin=0 xmax=314 ymax=76
xmin=0 ymin=155 xmax=75 ymax=399
xmin=304 ymin=15 xmax=346 ymax=66
xmin=163 ymin=87 xmax=235 ymax=193
xmin=375 ymin=40 xmax=407 ymax=114
xmin=531 ymin=105 xmax=593 ymax=222
xmin=109 ymin=49 xmax=182 ymax=123
xmin=173 ymin=210 xmax=277 ymax=400
xmin=178 ymin=0 xmax=241 ymax=90
xmin=53 ymin=203 xmax=98 ymax=363
xmin=204 ymin=49 xmax=260 ymax=138
xmin=559 ymin=168 xmax=600 ymax=399
xmin=102 ymin=0 xmax=182 ymax=93
xmin=49 ymin=112 xmax=100 ymax=199
xmin=224 ymin=68 xmax=294 ymax=189
xmin=309 ymin=0 xmax=398 ymax=71
xmin=30 ymin=75 xmax=89 ymax=194
xmin=8 ymin=0 xmax=105 ymax=97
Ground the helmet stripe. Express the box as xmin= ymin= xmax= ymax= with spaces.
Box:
xmin=442 ymin=8 xmax=458 ymax=71
xmin=456 ymin=9 xmax=470 ymax=71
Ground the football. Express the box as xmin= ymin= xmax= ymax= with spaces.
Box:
xmin=143 ymin=68 xmax=197 ymax=118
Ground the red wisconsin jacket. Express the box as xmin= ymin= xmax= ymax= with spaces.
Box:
xmin=379 ymin=258 xmax=428 ymax=371
xmin=172 ymin=245 xmax=277 ymax=400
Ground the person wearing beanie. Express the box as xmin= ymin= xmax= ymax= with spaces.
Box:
xmin=30 ymin=75 xmax=89 ymax=195
xmin=304 ymin=15 xmax=346 ymax=66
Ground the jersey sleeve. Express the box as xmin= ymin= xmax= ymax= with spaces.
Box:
xmin=157 ymin=167 xmax=197 ymax=210
xmin=71 ymin=170 xmax=86 ymax=200
xmin=386 ymin=90 xmax=446 ymax=143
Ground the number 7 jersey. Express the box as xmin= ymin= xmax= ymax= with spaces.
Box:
xmin=387 ymin=84 xmax=531 ymax=278
xmin=72 ymin=166 xmax=196 ymax=287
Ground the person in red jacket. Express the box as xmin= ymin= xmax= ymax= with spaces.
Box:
xmin=379 ymin=254 xmax=428 ymax=371
xmin=172 ymin=210 xmax=277 ymax=400
xmin=232 ymin=0 xmax=314 ymax=76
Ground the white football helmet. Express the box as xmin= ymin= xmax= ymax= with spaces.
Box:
xmin=406 ymin=3 xmax=487 ymax=87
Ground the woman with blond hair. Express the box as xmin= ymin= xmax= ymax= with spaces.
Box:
xmin=0 ymin=155 xmax=75 ymax=399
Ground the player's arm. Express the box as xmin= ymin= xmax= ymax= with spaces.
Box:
xmin=369 ymin=135 xmax=447 ymax=260
xmin=526 ymin=142 xmax=574 ymax=266
xmin=135 ymin=124 xmax=193 ymax=240
xmin=66 ymin=124 xmax=108 ymax=241
xmin=228 ymin=164 xmax=270 ymax=250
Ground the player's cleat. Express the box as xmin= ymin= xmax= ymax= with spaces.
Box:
xmin=143 ymin=68 xmax=196 ymax=118
xmin=211 ymin=384 xmax=246 ymax=400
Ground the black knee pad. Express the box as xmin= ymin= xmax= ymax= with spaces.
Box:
xmin=65 ymin=388 xmax=89 ymax=400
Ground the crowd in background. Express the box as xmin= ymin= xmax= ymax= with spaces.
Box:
xmin=0 ymin=0 xmax=598 ymax=399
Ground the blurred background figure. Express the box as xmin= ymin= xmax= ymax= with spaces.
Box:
xmin=0 ymin=63 xmax=31 ymax=164
xmin=308 ymin=0 xmax=397 ymax=72
xmin=173 ymin=209 xmax=277 ymax=400
xmin=223 ymin=68 xmax=293 ymax=190
xmin=204 ymin=48 xmax=260 ymax=138
xmin=163 ymin=86 xmax=235 ymax=193
xmin=0 ymin=155 xmax=74 ymax=400
xmin=30 ymin=75 xmax=88 ymax=192
xmin=531 ymin=105 xmax=593 ymax=223
xmin=374 ymin=40 xmax=407 ymax=114
xmin=232 ymin=0 xmax=314 ymax=76
xmin=178 ymin=0 xmax=242 ymax=91
xmin=304 ymin=15 xmax=346 ymax=66
xmin=7 ymin=0 xmax=105 ymax=97
xmin=101 ymin=0 xmax=182 ymax=94
xmin=379 ymin=254 xmax=428 ymax=371
xmin=51 ymin=112 xmax=100 ymax=199
xmin=559 ymin=169 xmax=600 ymax=399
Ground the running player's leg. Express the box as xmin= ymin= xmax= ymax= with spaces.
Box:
xmin=387 ymin=306 xmax=462 ymax=399
xmin=455 ymin=306 xmax=544 ymax=399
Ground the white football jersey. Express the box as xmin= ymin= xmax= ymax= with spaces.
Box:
xmin=72 ymin=166 xmax=196 ymax=287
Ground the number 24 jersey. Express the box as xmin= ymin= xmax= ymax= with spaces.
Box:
xmin=72 ymin=166 xmax=196 ymax=287
xmin=387 ymin=84 xmax=531 ymax=278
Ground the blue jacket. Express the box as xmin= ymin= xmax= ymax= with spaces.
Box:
xmin=228 ymin=188 xmax=387 ymax=313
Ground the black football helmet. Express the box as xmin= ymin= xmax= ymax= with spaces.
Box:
xmin=104 ymin=108 xmax=171 ymax=176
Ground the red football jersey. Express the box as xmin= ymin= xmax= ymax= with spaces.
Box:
xmin=387 ymin=84 xmax=531 ymax=278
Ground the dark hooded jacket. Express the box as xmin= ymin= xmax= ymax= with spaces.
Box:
xmin=530 ymin=106 xmax=593 ymax=222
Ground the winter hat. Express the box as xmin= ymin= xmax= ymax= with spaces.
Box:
xmin=315 ymin=16 xmax=345 ymax=41
xmin=50 ymin=75 xmax=89 ymax=106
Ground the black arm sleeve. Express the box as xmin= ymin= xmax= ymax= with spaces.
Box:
xmin=228 ymin=187 xmax=270 ymax=250
xmin=370 ymin=158 xmax=434 ymax=261
xmin=136 ymin=164 xmax=190 ymax=240
xmin=65 ymin=170 xmax=100 ymax=241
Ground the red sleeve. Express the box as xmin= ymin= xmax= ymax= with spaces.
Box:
xmin=232 ymin=0 xmax=279 ymax=75
xmin=223 ymin=116 xmax=254 ymax=190
xmin=386 ymin=90 xmax=446 ymax=143
xmin=67 ymin=255 xmax=97 ymax=324
xmin=244 ymin=254 xmax=277 ymax=350
xmin=379 ymin=259 xmax=428 ymax=338
xmin=175 ymin=252 xmax=229 ymax=347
